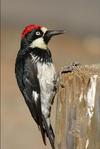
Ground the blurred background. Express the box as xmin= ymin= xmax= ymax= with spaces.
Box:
xmin=1 ymin=0 xmax=100 ymax=149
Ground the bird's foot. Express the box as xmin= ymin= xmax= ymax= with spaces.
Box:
xmin=54 ymin=73 xmax=60 ymax=89
xmin=53 ymin=61 xmax=80 ymax=90
xmin=61 ymin=61 xmax=80 ymax=74
xmin=58 ymin=61 xmax=81 ymax=88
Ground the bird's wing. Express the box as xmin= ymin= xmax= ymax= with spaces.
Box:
xmin=23 ymin=63 xmax=48 ymax=145
xmin=23 ymin=61 xmax=55 ymax=149
xmin=15 ymin=54 xmax=46 ymax=144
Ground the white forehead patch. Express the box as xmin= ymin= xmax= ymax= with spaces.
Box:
xmin=41 ymin=27 xmax=47 ymax=34
xmin=30 ymin=37 xmax=47 ymax=49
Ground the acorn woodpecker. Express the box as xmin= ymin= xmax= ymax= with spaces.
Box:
xmin=15 ymin=24 xmax=64 ymax=149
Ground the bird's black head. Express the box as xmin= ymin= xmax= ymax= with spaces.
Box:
xmin=21 ymin=24 xmax=64 ymax=50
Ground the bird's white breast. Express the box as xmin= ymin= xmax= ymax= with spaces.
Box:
xmin=37 ymin=62 xmax=56 ymax=119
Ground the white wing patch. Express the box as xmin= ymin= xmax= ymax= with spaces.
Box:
xmin=32 ymin=91 xmax=39 ymax=102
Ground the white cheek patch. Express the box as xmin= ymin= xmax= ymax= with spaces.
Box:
xmin=30 ymin=37 xmax=47 ymax=49
xmin=32 ymin=91 xmax=39 ymax=102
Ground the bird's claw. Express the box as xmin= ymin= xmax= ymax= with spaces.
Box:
xmin=61 ymin=61 xmax=80 ymax=74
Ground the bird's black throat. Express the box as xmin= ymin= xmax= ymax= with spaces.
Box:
xmin=30 ymin=47 xmax=52 ymax=63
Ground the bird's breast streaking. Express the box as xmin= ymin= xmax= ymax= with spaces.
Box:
xmin=31 ymin=53 xmax=56 ymax=126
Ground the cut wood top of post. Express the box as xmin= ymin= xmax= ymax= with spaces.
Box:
xmin=60 ymin=64 xmax=100 ymax=79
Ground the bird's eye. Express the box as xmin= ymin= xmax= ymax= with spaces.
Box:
xmin=36 ymin=31 xmax=41 ymax=36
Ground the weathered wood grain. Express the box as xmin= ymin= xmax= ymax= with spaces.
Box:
xmin=55 ymin=64 xmax=100 ymax=149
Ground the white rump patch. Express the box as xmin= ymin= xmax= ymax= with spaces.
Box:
xmin=32 ymin=91 xmax=39 ymax=102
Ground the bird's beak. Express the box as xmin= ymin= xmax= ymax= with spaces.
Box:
xmin=44 ymin=30 xmax=65 ymax=44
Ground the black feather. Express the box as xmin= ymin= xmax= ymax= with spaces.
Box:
xmin=15 ymin=48 xmax=55 ymax=148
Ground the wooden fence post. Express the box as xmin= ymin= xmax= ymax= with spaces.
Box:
xmin=55 ymin=64 xmax=100 ymax=149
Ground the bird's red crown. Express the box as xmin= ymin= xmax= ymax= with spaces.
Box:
xmin=21 ymin=24 xmax=42 ymax=39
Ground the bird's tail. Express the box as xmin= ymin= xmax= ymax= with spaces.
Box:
xmin=40 ymin=124 xmax=46 ymax=145
xmin=41 ymin=115 xmax=55 ymax=149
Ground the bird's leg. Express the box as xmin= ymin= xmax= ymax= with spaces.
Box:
xmin=51 ymin=73 xmax=60 ymax=105
xmin=61 ymin=61 xmax=80 ymax=74
xmin=51 ymin=62 xmax=80 ymax=104
xmin=54 ymin=72 xmax=60 ymax=91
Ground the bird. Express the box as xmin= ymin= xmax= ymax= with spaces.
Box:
xmin=15 ymin=24 xmax=64 ymax=149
